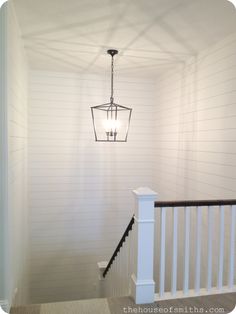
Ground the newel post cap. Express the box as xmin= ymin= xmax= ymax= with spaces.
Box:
xmin=133 ymin=187 xmax=158 ymax=200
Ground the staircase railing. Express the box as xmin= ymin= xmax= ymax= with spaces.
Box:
xmin=103 ymin=215 xmax=135 ymax=279
xmin=100 ymin=215 xmax=135 ymax=298
xmin=98 ymin=187 xmax=157 ymax=303
xmin=98 ymin=188 xmax=236 ymax=304
xmin=154 ymin=199 xmax=236 ymax=301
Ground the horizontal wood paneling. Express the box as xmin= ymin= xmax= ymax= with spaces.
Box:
xmin=28 ymin=28 xmax=236 ymax=305
xmin=154 ymin=33 xmax=236 ymax=199
xmin=29 ymin=71 xmax=155 ymax=303
xmin=7 ymin=2 xmax=29 ymax=306
xmin=154 ymin=32 xmax=236 ymax=292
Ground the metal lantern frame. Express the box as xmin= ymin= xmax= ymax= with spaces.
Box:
xmin=91 ymin=49 xmax=132 ymax=142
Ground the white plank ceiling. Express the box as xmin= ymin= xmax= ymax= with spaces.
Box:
xmin=13 ymin=0 xmax=236 ymax=76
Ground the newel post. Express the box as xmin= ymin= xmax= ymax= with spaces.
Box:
xmin=131 ymin=187 xmax=157 ymax=304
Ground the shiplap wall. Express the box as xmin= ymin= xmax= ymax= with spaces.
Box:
xmin=154 ymin=32 xmax=236 ymax=292
xmin=7 ymin=1 xmax=29 ymax=306
xmin=0 ymin=2 xmax=8 ymax=304
xmin=154 ymin=32 xmax=236 ymax=200
xmin=28 ymin=71 xmax=155 ymax=303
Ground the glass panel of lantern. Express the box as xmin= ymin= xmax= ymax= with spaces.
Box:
xmin=91 ymin=103 xmax=132 ymax=142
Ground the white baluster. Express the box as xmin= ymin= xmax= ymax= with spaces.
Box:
xmin=109 ymin=272 xmax=112 ymax=297
xmin=218 ymin=206 xmax=225 ymax=290
xmin=121 ymin=244 xmax=125 ymax=295
xmin=171 ymin=207 xmax=178 ymax=296
xmin=114 ymin=262 xmax=116 ymax=297
xmin=119 ymin=251 xmax=121 ymax=296
xmin=125 ymin=240 xmax=128 ymax=294
xmin=207 ymin=206 xmax=213 ymax=291
xmin=116 ymin=252 xmax=120 ymax=296
xmin=228 ymin=205 xmax=235 ymax=288
xmin=109 ymin=268 xmax=111 ymax=297
xmin=195 ymin=206 xmax=202 ymax=293
xmin=124 ymin=241 xmax=128 ymax=294
xmin=120 ymin=248 xmax=122 ymax=295
xmin=117 ymin=254 xmax=120 ymax=296
xmin=159 ymin=207 xmax=166 ymax=298
xmin=113 ymin=260 xmax=116 ymax=296
xmin=120 ymin=247 xmax=123 ymax=295
xmin=108 ymin=270 xmax=111 ymax=297
xmin=121 ymin=243 xmax=124 ymax=295
xmin=183 ymin=207 xmax=190 ymax=295
xmin=128 ymin=227 xmax=133 ymax=295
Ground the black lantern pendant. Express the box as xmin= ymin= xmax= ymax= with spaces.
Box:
xmin=91 ymin=49 xmax=132 ymax=142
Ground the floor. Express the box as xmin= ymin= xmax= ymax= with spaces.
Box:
xmin=10 ymin=293 xmax=236 ymax=314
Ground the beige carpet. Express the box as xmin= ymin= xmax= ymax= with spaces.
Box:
xmin=10 ymin=293 xmax=236 ymax=314
xmin=10 ymin=298 xmax=110 ymax=314
xmin=107 ymin=293 xmax=236 ymax=314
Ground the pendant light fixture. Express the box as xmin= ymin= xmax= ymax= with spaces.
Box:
xmin=91 ymin=49 xmax=132 ymax=142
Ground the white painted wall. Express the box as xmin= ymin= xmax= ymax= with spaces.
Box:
xmin=154 ymin=32 xmax=236 ymax=292
xmin=28 ymin=71 xmax=155 ymax=303
xmin=154 ymin=32 xmax=236 ymax=200
xmin=4 ymin=1 xmax=29 ymax=306
xmin=0 ymin=2 xmax=8 ymax=305
xmin=28 ymin=32 xmax=236 ymax=303
xmin=5 ymin=1 xmax=234 ymax=302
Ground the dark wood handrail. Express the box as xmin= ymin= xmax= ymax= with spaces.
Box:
xmin=155 ymin=199 xmax=236 ymax=208
xmin=103 ymin=215 xmax=135 ymax=278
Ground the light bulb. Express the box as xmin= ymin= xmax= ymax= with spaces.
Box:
xmin=103 ymin=118 xmax=121 ymax=138
xmin=103 ymin=119 xmax=121 ymax=132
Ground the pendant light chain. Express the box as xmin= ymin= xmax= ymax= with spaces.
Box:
xmin=110 ymin=54 xmax=114 ymax=103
